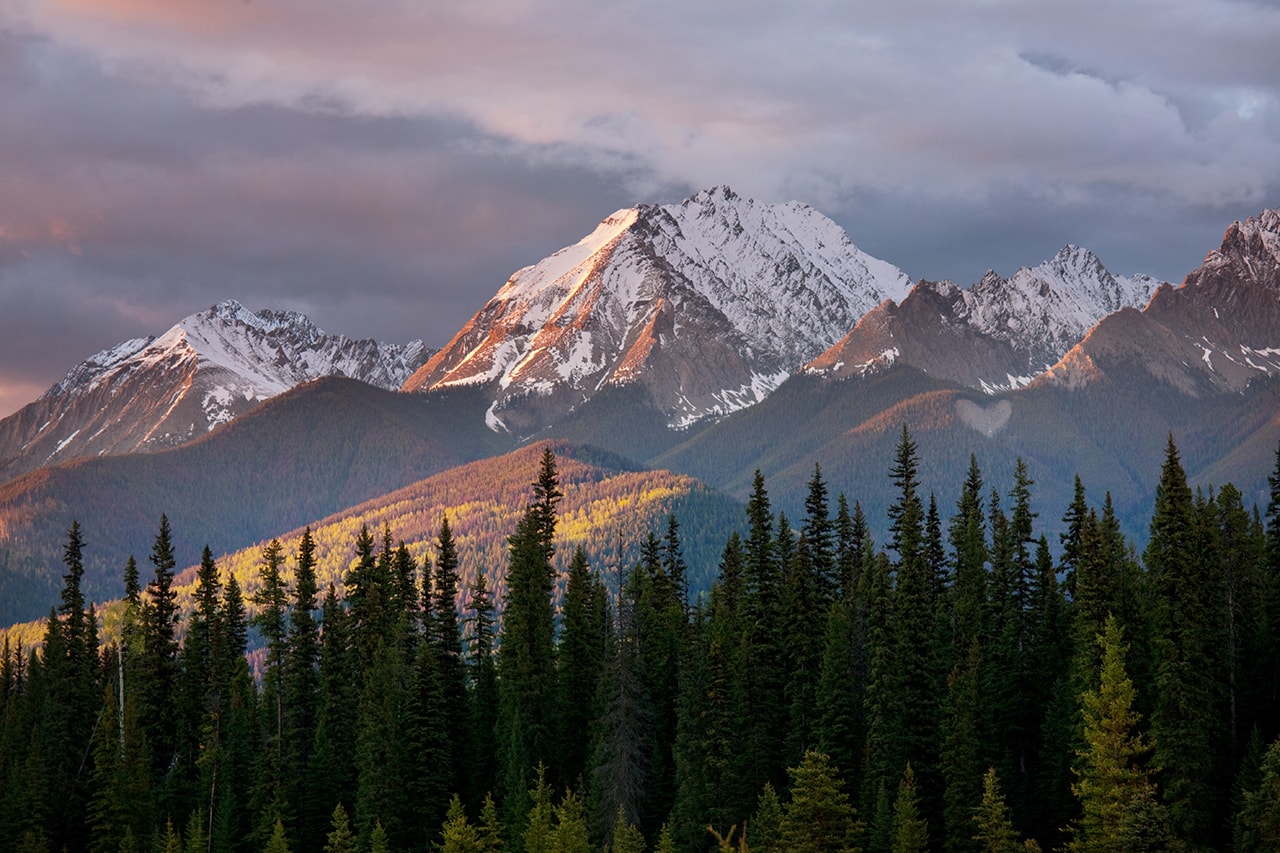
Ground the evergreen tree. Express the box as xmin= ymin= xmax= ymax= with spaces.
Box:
xmin=523 ymin=766 xmax=555 ymax=853
xmin=87 ymin=678 xmax=152 ymax=853
xmin=804 ymin=464 xmax=838 ymax=604
xmin=870 ymin=427 xmax=942 ymax=833
xmin=608 ymin=805 xmax=647 ymax=853
xmin=891 ymin=765 xmax=928 ymax=853
xmin=947 ymin=457 xmax=988 ymax=660
xmin=253 ymin=537 xmax=291 ymax=835
xmin=37 ymin=521 xmax=101 ymax=852
xmin=971 ymin=768 xmax=1021 ymax=853
xmin=663 ymin=514 xmax=690 ymax=613
xmin=779 ymin=750 xmax=862 ymax=853
xmin=282 ymin=528 xmax=320 ymax=852
xmin=836 ymin=497 xmax=873 ymax=603
xmin=783 ymin=533 xmax=823 ymax=767
xmin=410 ymin=621 xmax=452 ymax=841
xmin=940 ymin=643 xmax=985 ymax=853
xmin=179 ymin=547 xmax=221 ymax=850
xmin=309 ymin=585 xmax=357 ymax=839
xmin=742 ymin=471 xmax=785 ymax=794
xmin=635 ymin=532 xmax=686 ymax=838
xmin=263 ymin=817 xmax=291 ymax=853
xmin=498 ymin=450 xmax=562 ymax=816
xmin=466 ymin=566 xmax=501 ymax=810
xmin=551 ymin=789 xmax=592 ymax=853
xmin=347 ymin=524 xmax=388 ymax=664
xmin=1233 ymin=735 xmax=1280 ymax=851
xmin=749 ymin=782 xmax=783 ymax=853
xmin=323 ymin=803 xmax=356 ymax=853
xmin=354 ymin=638 xmax=412 ymax=848
xmin=558 ymin=546 xmax=605 ymax=788
xmin=438 ymin=794 xmax=482 ymax=853
xmin=590 ymin=564 xmax=653 ymax=839
xmin=1145 ymin=436 xmax=1225 ymax=846
xmin=477 ymin=793 xmax=504 ymax=853
xmin=209 ymin=575 xmax=259 ymax=853
xmin=1068 ymin=616 xmax=1171 ymax=853
xmin=814 ymin=599 xmax=863 ymax=795
xmin=1261 ymin=443 xmax=1280 ymax=742
xmin=141 ymin=515 xmax=181 ymax=783
xmin=432 ymin=517 xmax=469 ymax=799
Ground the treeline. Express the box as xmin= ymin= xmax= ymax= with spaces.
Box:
xmin=2 ymin=435 xmax=1280 ymax=852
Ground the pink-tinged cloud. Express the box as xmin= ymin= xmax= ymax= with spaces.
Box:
xmin=15 ymin=0 xmax=1277 ymax=208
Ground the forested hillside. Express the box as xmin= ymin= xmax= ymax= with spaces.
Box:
xmin=1 ymin=438 xmax=1278 ymax=852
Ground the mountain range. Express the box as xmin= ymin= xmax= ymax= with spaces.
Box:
xmin=2 ymin=188 xmax=1280 ymax=630
xmin=0 ymin=300 xmax=430 ymax=482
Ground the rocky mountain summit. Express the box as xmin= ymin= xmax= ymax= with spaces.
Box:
xmin=403 ymin=186 xmax=912 ymax=433
xmin=806 ymin=245 xmax=1161 ymax=392
xmin=0 ymin=300 xmax=429 ymax=480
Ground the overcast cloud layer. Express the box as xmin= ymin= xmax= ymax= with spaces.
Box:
xmin=2 ymin=0 xmax=1279 ymax=417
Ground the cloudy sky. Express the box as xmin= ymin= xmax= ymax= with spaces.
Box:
xmin=2 ymin=0 xmax=1279 ymax=417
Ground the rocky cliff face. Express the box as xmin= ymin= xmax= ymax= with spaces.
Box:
xmin=1042 ymin=209 xmax=1280 ymax=396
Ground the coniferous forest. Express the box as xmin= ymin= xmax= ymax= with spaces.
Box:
xmin=3 ymin=433 xmax=1280 ymax=853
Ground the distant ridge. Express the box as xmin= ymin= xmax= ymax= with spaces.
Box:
xmin=0 ymin=300 xmax=431 ymax=481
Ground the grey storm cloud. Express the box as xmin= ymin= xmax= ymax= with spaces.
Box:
xmin=1 ymin=0 xmax=1279 ymax=416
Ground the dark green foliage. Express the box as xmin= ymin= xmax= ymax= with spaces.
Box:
xmin=466 ymin=566 xmax=500 ymax=809
xmin=431 ymin=517 xmax=469 ymax=800
xmin=814 ymin=599 xmax=864 ymax=796
xmin=1145 ymin=436 xmax=1227 ymax=846
xmin=308 ymin=584 xmax=357 ymax=842
xmin=281 ymin=529 xmax=320 ymax=851
xmin=804 ymin=464 xmax=838 ymax=604
xmin=497 ymin=448 xmax=562 ymax=817
xmin=5 ymin=435 xmax=1280 ymax=853
xmin=354 ymin=639 xmax=412 ymax=848
xmin=140 ymin=515 xmax=181 ymax=782
xmin=940 ymin=644 xmax=984 ymax=853
xmin=1234 ymin=735 xmax=1280 ymax=850
xmin=590 ymin=564 xmax=653 ymax=839
xmin=558 ymin=546 xmax=606 ymax=789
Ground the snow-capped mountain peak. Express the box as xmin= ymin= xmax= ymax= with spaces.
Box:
xmin=1 ymin=301 xmax=431 ymax=479
xmin=404 ymin=186 xmax=911 ymax=432
xmin=805 ymin=245 xmax=1162 ymax=393
xmin=957 ymin=245 xmax=1160 ymax=379
xmin=1196 ymin=208 xmax=1280 ymax=292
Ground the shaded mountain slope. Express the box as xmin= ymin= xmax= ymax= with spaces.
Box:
xmin=0 ymin=377 xmax=502 ymax=625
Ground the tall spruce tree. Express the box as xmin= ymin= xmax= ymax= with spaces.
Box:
xmin=804 ymin=464 xmax=838 ymax=604
xmin=742 ymin=471 xmax=786 ymax=795
xmin=140 ymin=514 xmax=182 ymax=805
xmin=497 ymin=449 xmax=562 ymax=815
xmin=253 ymin=537 xmax=291 ymax=836
xmin=308 ymin=584 xmax=357 ymax=838
xmin=1068 ymin=616 xmax=1171 ymax=852
xmin=281 ymin=528 xmax=320 ymax=852
xmin=591 ymin=561 xmax=654 ymax=839
xmin=466 ymin=566 xmax=500 ymax=809
xmin=558 ymin=545 xmax=606 ymax=789
xmin=1145 ymin=436 xmax=1226 ymax=846
xmin=431 ymin=517 xmax=469 ymax=799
